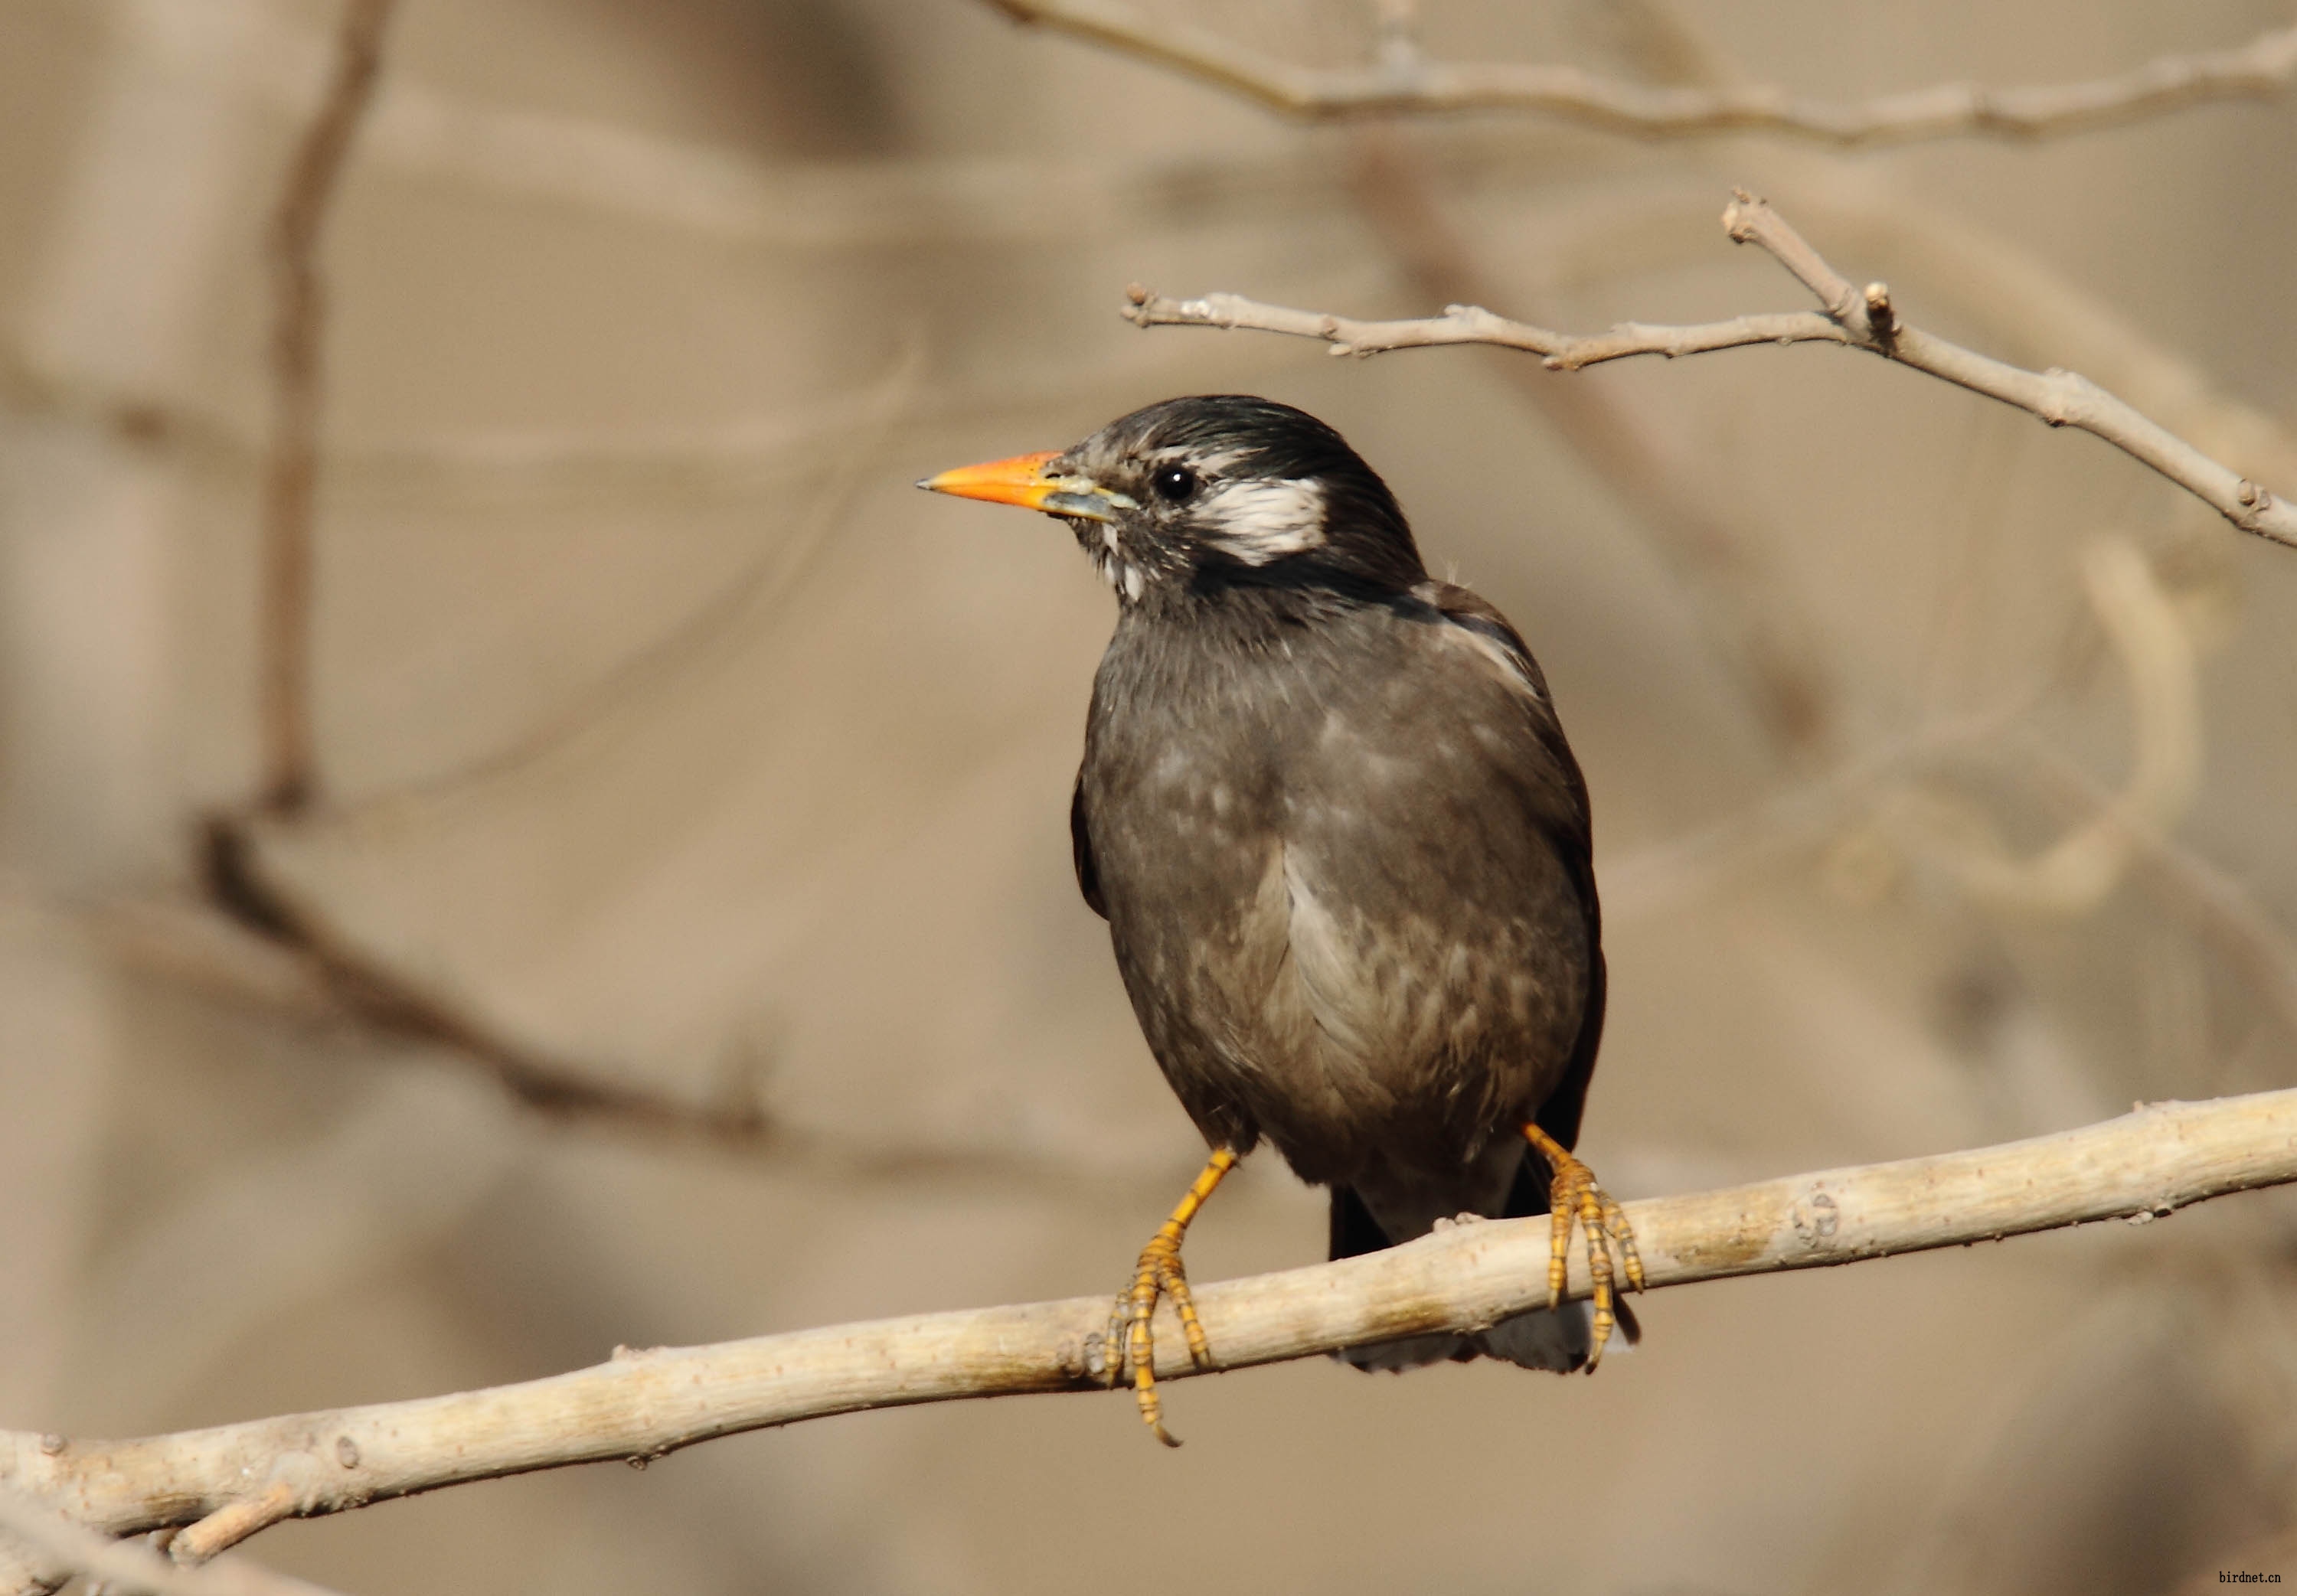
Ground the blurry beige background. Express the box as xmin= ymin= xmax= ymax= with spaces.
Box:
xmin=5 ymin=0 xmax=2297 ymax=1591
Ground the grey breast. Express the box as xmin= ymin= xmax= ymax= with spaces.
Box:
xmin=1080 ymin=593 xmax=1593 ymax=1186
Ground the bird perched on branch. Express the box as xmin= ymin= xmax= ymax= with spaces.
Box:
xmin=921 ymin=395 xmax=1640 ymax=1444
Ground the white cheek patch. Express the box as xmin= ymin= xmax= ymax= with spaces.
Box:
xmin=1200 ymin=478 xmax=1327 ymax=566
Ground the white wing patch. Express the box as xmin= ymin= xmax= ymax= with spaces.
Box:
xmin=1278 ymin=847 xmax=1380 ymax=1067
xmin=1446 ymin=617 xmax=1544 ymax=702
xmin=1200 ymin=478 xmax=1327 ymax=566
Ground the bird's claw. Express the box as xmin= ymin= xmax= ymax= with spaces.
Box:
xmin=1103 ymin=1147 xmax=1238 ymax=1446
xmin=1103 ymin=1226 xmax=1214 ymax=1446
xmin=1523 ymin=1123 xmax=1644 ymax=1370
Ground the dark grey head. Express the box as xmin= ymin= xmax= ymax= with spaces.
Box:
xmin=922 ymin=396 xmax=1426 ymax=608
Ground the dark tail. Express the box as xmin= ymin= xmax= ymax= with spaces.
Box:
xmin=1328 ymin=1146 xmax=1637 ymax=1372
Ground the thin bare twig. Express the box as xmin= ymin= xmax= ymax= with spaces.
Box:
xmin=0 ymin=1088 xmax=2290 ymax=1589
xmin=988 ymin=0 xmax=2297 ymax=145
xmin=0 ymin=1487 xmax=341 ymax=1596
xmin=259 ymin=0 xmax=398 ymax=814
xmin=1126 ymin=191 xmax=2297 ymax=553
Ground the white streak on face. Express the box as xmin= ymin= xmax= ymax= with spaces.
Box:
xmin=1200 ymin=478 xmax=1327 ymax=566
xmin=1100 ymin=525 xmax=1120 ymax=554
xmin=1122 ymin=563 xmax=1145 ymax=602
xmin=1165 ymin=446 xmax=1243 ymax=475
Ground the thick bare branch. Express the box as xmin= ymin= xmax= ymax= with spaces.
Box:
xmin=1125 ymin=192 xmax=2297 ymax=552
xmin=258 ymin=0 xmax=398 ymax=815
xmin=2 ymin=1088 xmax=2292 ymax=1586
xmin=988 ymin=0 xmax=2297 ymax=145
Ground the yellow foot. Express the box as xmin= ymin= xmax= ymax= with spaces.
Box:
xmin=1103 ymin=1147 xmax=1237 ymax=1446
xmin=1522 ymin=1122 xmax=1645 ymax=1370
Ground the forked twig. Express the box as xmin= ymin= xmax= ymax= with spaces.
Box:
xmin=1125 ymin=192 xmax=2297 ymax=552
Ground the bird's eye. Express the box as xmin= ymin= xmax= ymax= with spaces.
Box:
xmin=1150 ymin=465 xmax=1198 ymax=503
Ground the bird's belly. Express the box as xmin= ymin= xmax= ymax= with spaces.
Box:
xmin=1093 ymin=748 xmax=1587 ymax=1183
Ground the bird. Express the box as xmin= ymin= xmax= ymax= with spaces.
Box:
xmin=920 ymin=394 xmax=1640 ymax=1445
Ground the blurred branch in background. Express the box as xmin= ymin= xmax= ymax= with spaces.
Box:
xmin=2 ymin=1089 xmax=2293 ymax=1594
xmin=1604 ymin=519 xmax=2297 ymax=1046
xmin=2004 ymin=744 xmax=2297 ymax=1054
xmin=1345 ymin=135 xmax=1839 ymax=754
xmin=1128 ymin=191 xmax=2297 ymax=550
xmin=1605 ymin=701 xmax=2297 ymax=1059
xmin=1871 ymin=538 xmax=2198 ymax=916
xmin=256 ymin=0 xmax=399 ymax=814
xmin=113 ymin=845 xmax=1156 ymax=1193
xmin=987 ymin=0 xmax=2297 ymax=143
xmin=200 ymin=819 xmax=776 ymax=1144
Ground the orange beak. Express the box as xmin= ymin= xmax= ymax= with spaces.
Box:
xmin=918 ymin=450 xmax=1061 ymax=510
xmin=917 ymin=450 xmax=1130 ymax=521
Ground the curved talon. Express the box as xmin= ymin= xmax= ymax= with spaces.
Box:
xmin=1522 ymin=1122 xmax=1642 ymax=1370
xmin=1105 ymin=1147 xmax=1238 ymax=1446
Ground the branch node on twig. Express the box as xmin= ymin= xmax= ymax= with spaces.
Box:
xmin=1863 ymin=281 xmax=1897 ymax=346
xmin=172 ymin=1483 xmax=298 ymax=1566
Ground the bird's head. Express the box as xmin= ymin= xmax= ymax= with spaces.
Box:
xmin=920 ymin=396 xmax=1426 ymax=608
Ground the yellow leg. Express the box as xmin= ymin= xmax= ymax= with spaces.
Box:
xmin=1521 ymin=1122 xmax=1645 ymax=1370
xmin=1103 ymin=1147 xmax=1239 ymax=1447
